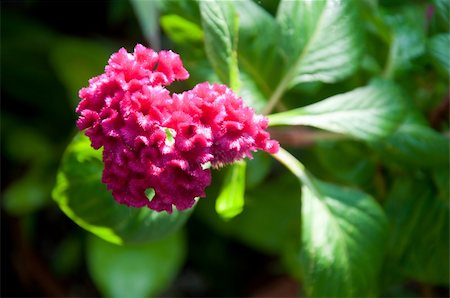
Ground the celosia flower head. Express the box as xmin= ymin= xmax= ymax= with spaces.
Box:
xmin=76 ymin=44 xmax=279 ymax=213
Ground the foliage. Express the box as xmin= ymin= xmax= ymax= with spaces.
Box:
xmin=3 ymin=0 xmax=449 ymax=297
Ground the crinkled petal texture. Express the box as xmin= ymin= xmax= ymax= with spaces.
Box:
xmin=76 ymin=44 xmax=279 ymax=213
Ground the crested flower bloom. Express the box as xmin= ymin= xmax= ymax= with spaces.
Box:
xmin=76 ymin=44 xmax=279 ymax=213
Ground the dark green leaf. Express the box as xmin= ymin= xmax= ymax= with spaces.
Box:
xmin=428 ymin=34 xmax=450 ymax=77
xmin=200 ymin=0 xmax=239 ymax=89
xmin=87 ymin=231 xmax=185 ymax=298
xmin=52 ymin=133 xmax=193 ymax=245
xmin=245 ymin=151 xmax=272 ymax=189
xmin=268 ymin=79 xmax=406 ymax=141
xmin=236 ymin=0 xmax=282 ymax=94
xmin=384 ymin=176 xmax=449 ymax=285
xmin=382 ymin=5 xmax=426 ymax=78
xmin=314 ymin=140 xmax=376 ymax=186
xmin=301 ymin=178 xmax=388 ymax=297
xmin=197 ymin=172 xmax=301 ymax=254
xmin=373 ymin=116 xmax=449 ymax=168
xmin=215 ymin=161 xmax=246 ymax=220
xmin=276 ymin=0 xmax=363 ymax=86
xmin=433 ymin=0 xmax=450 ymax=29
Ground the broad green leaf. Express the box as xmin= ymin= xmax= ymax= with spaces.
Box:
xmin=373 ymin=116 xmax=449 ymax=168
xmin=314 ymin=140 xmax=376 ymax=186
xmin=301 ymin=178 xmax=388 ymax=297
xmin=433 ymin=168 xmax=449 ymax=203
xmin=200 ymin=0 xmax=239 ymax=89
xmin=384 ymin=176 xmax=449 ymax=285
xmin=215 ymin=161 xmax=246 ymax=220
xmin=433 ymin=0 xmax=450 ymax=29
xmin=87 ymin=231 xmax=185 ymax=298
xmin=159 ymin=0 xmax=201 ymax=24
xmin=381 ymin=5 xmax=426 ymax=78
xmin=235 ymin=0 xmax=282 ymax=94
xmin=160 ymin=14 xmax=204 ymax=45
xmin=238 ymin=70 xmax=268 ymax=113
xmin=428 ymin=34 xmax=450 ymax=76
xmin=276 ymin=0 xmax=363 ymax=87
xmin=52 ymin=133 xmax=193 ymax=245
xmin=130 ymin=0 xmax=161 ymax=50
xmin=268 ymin=79 xmax=406 ymax=141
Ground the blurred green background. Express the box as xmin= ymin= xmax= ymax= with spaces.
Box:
xmin=1 ymin=1 xmax=299 ymax=296
xmin=2 ymin=0 xmax=449 ymax=297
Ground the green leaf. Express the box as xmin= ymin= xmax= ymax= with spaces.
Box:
xmin=87 ymin=231 xmax=185 ymax=298
xmin=373 ymin=116 xmax=449 ymax=168
xmin=130 ymin=0 xmax=161 ymax=49
xmin=268 ymin=79 xmax=406 ymax=141
xmin=384 ymin=176 xmax=449 ymax=285
xmin=160 ymin=14 xmax=204 ymax=45
xmin=235 ymin=0 xmax=282 ymax=94
xmin=200 ymin=0 xmax=239 ymax=89
xmin=276 ymin=0 xmax=363 ymax=87
xmin=433 ymin=0 xmax=450 ymax=29
xmin=314 ymin=140 xmax=376 ymax=186
xmin=52 ymin=133 xmax=193 ymax=245
xmin=382 ymin=5 xmax=427 ymax=78
xmin=428 ymin=34 xmax=450 ymax=77
xmin=215 ymin=161 xmax=246 ymax=220
xmin=301 ymin=178 xmax=388 ymax=297
xmin=238 ymin=70 xmax=269 ymax=113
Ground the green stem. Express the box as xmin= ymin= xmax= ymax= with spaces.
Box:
xmin=272 ymin=147 xmax=319 ymax=195
xmin=383 ymin=38 xmax=395 ymax=80
xmin=262 ymin=75 xmax=290 ymax=115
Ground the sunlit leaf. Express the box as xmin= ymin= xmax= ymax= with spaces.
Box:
xmin=87 ymin=231 xmax=185 ymax=298
xmin=301 ymin=178 xmax=388 ymax=297
xmin=215 ymin=161 xmax=246 ymax=220
xmin=276 ymin=0 xmax=363 ymax=86
xmin=160 ymin=14 xmax=204 ymax=45
xmin=268 ymin=79 xmax=406 ymax=141
xmin=200 ymin=0 xmax=239 ymax=89
xmin=52 ymin=133 xmax=193 ymax=245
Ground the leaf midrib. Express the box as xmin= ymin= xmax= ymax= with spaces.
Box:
xmin=265 ymin=3 xmax=329 ymax=113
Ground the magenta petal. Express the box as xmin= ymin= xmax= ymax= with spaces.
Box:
xmin=76 ymin=44 xmax=278 ymax=213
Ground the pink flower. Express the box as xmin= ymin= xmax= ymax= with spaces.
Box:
xmin=76 ymin=44 xmax=279 ymax=213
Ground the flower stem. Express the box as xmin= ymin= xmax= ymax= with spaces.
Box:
xmin=272 ymin=147 xmax=319 ymax=195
